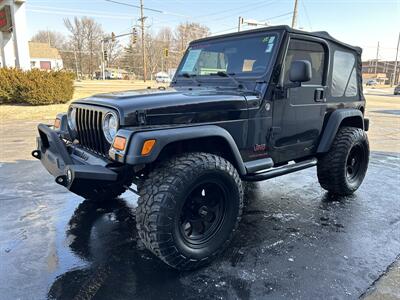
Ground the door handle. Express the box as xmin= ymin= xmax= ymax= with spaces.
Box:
xmin=314 ymin=88 xmax=325 ymax=102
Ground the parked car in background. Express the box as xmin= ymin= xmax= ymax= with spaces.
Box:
xmin=394 ymin=85 xmax=400 ymax=95
xmin=155 ymin=72 xmax=172 ymax=83
xmin=366 ymin=79 xmax=378 ymax=86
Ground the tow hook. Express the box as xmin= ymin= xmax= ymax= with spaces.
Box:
xmin=31 ymin=150 xmax=41 ymax=159
xmin=55 ymin=175 xmax=68 ymax=187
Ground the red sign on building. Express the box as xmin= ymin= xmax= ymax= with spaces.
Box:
xmin=0 ymin=5 xmax=12 ymax=32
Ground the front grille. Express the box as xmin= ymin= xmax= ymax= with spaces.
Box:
xmin=75 ymin=107 xmax=110 ymax=156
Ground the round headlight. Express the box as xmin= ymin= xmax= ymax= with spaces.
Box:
xmin=103 ymin=112 xmax=119 ymax=143
xmin=68 ymin=107 xmax=77 ymax=130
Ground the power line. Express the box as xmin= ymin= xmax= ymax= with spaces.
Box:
xmin=196 ymin=0 xmax=279 ymax=21
xmin=206 ymin=0 xmax=281 ymax=24
xmin=104 ymin=0 xmax=190 ymax=17
xmin=27 ymin=8 xmax=133 ymax=19
xmin=215 ymin=11 xmax=294 ymax=36
xmin=28 ymin=5 xmax=134 ymax=17
xmin=300 ymin=0 xmax=312 ymax=31
xmin=260 ymin=11 xmax=293 ymax=22
xmin=104 ymin=0 xmax=162 ymax=13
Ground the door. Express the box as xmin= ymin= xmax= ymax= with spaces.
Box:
xmin=271 ymin=37 xmax=328 ymax=163
xmin=40 ymin=61 xmax=51 ymax=70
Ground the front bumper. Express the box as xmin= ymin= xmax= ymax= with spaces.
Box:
xmin=32 ymin=124 xmax=119 ymax=194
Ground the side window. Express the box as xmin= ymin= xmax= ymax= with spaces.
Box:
xmin=284 ymin=39 xmax=326 ymax=85
xmin=331 ymin=50 xmax=358 ymax=97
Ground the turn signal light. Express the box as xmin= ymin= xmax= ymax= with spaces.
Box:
xmin=141 ymin=139 xmax=156 ymax=156
xmin=113 ymin=136 xmax=126 ymax=151
xmin=54 ymin=118 xmax=61 ymax=129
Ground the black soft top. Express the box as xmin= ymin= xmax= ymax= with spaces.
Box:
xmin=193 ymin=25 xmax=362 ymax=55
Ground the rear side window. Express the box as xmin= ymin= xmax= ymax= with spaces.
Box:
xmin=331 ymin=51 xmax=358 ymax=97
xmin=284 ymin=39 xmax=326 ymax=85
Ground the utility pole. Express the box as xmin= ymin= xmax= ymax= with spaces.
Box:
xmin=392 ymin=32 xmax=400 ymax=86
xmin=238 ymin=16 xmax=243 ymax=32
xmin=291 ymin=0 xmax=298 ymax=28
xmin=74 ymin=48 xmax=79 ymax=80
xmin=47 ymin=28 xmax=51 ymax=46
xmin=139 ymin=0 xmax=147 ymax=82
xmin=101 ymin=40 xmax=106 ymax=80
xmin=374 ymin=41 xmax=379 ymax=75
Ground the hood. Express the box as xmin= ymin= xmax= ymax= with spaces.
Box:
xmin=73 ymin=87 xmax=257 ymax=127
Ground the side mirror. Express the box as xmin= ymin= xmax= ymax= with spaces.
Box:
xmin=289 ymin=60 xmax=312 ymax=84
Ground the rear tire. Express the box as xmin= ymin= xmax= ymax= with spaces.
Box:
xmin=317 ymin=126 xmax=369 ymax=196
xmin=136 ymin=152 xmax=243 ymax=270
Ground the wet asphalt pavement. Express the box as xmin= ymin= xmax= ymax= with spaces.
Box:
xmin=0 ymin=152 xmax=399 ymax=300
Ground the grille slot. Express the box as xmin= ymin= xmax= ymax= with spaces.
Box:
xmin=75 ymin=107 xmax=109 ymax=156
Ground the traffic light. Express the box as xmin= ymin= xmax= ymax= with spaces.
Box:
xmin=103 ymin=50 xmax=108 ymax=61
xmin=132 ymin=28 xmax=138 ymax=45
xmin=111 ymin=32 xmax=116 ymax=42
xmin=164 ymin=48 xmax=169 ymax=58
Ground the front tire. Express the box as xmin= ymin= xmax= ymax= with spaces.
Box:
xmin=317 ymin=126 xmax=369 ymax=195
xmin=136 ymin=152 xmax=243 ymax=270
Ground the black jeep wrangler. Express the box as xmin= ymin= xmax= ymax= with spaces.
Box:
xmin=33 ymin=25 xmax=369 ymax=270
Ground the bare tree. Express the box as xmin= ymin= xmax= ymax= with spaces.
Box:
xmin=175 ymin=22 xmax=210 ymax=52
xmin=31 ymin=30 xmax=67 ymax=49
xmin=145 ymin=32 xmax=163 ymax=78
xmin=120 ymin=34 xmax=141 ymax=77
xmin=105 ymin=37 xmax=123 ymax=67
xmin=64 ymin=17 xmax=104 ymax=78
xmin=82 ymin=17 xmax=103 ymax=78
xmin=157 ymin=27 xmax=174 ymax=71
xmin=64 ymin=17 xmax=85 ymax=77
xmin=119 ymin=22 xmax=210 ymax=79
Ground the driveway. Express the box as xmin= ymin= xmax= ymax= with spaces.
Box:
xmin=0 ymin=152 xmax=399 ymax=299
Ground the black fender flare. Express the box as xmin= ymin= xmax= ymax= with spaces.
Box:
xmin=123 ymin=125 xmax=247 ymax=176
xmin=317 ymin=109 xmax=364 ymax=153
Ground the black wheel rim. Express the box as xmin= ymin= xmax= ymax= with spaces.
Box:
xmin=346 ymin=144 xmax=365 ymax=182
xmin=179 ymin=181 xmax=227 ymax=246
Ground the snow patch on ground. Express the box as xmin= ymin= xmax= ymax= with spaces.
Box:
xmin=271 ymin=213 xmax=299 ymax=222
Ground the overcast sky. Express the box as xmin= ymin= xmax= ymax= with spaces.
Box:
xmin=26 ymin=0 xmax=400 ymax=60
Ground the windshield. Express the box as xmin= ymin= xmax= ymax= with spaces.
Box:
xmin=177 ymin=33 xmax=278 ymax=78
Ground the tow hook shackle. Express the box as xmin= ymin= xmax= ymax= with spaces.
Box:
xmin=55 ymin=175 xmax=68 ymax=187
xmin=31 ymin=150 xmax=41 ymax=160
xmin=55 ymin=169 xmax=72 ymax=187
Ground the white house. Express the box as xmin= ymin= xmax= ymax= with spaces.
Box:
xmin=29 ymin=42 xmax=63 ymax=71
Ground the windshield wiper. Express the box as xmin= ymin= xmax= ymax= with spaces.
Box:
xmin=210 ymin=71 xmax=243 ymax=89
xmin=177 ymin=72 xmax=201 ymax=86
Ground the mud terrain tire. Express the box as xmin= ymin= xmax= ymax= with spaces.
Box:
xmin=317 ymin=126 xmax=369 ymax=195
xmin=136 ymin=152 xmax=243 ymax=270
